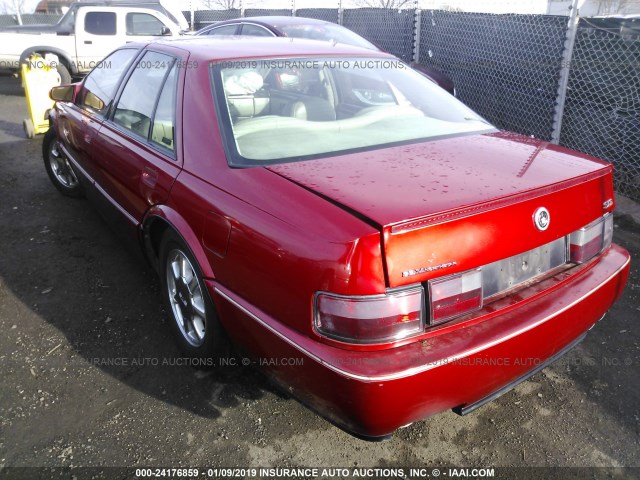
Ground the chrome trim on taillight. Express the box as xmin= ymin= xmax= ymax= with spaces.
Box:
xmin=427 ymin=269 xmax=483 ymax=326
xmin=569 ymin=213 xmax=613 ymax=264
xmin=313 ymin=286 xmax=426 ymax=344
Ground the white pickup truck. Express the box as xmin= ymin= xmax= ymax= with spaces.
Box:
xmin=0 ymin=0 xmax=188 ymax=83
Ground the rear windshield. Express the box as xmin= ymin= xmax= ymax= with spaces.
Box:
xmin=211 ymin=57 xmax=494 ymax=166
xmin=278 ymin=24 xmax=377 ymax=50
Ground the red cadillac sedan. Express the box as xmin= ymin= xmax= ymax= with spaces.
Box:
xmin=43 ymin=37 xmax=630 ymax=439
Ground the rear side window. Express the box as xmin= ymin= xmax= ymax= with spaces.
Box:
xmin=113 ymin=51 xmax=177 ymax=152
xmin=78 ymin=48 xmax=138 ymax=116
xmin=151 ymin=64 xmax=178 ymax=152
xmin=126 ymin=13 xmax=165 ymax=36
xmin=84 ymin=12 xmax=116 ymax=35
xmin=240 ymin=24 xmax=273 ymax=37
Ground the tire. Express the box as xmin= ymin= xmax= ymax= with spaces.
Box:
xmin=55 ymin=62 xmax=72 ymax=85
xmin=42 ymin=128 xmax=84 ymax=198
xmin=159 ymin=230 xmax=230 ymax=364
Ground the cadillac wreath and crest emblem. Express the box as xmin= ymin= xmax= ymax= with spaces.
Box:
xmin=533 ymin=207 xmax=550 ymax=231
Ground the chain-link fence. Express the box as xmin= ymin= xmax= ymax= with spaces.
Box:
xmin=188 ymin=10 xmax=241 ymax=29
xmin=416 ymin=12 xmax=639 ymax=201
xmin=418 ymin=12 xmax=568 ymax=141
xmin=21 ymin=14 xmax=60 ymax=24
xmin=0 ymin=14 xmax=60 ymax=27
xmin=560 ymin=17 xmax=640 ymax=200
xmin=0 ymin=15 xmax=15 ymax=27
xmin=296 ymin=8 xmax=338 ymax=23
xmin=245 ymin=9 xmax=293 ymax=17
xmin=342 ymin=8 xmax=415 ymax=62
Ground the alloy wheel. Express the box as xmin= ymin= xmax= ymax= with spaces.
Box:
xmin=165 ymin=249 xmax=207 ymax=347
xmin=48 ymin=140 xmax=79 ymax=189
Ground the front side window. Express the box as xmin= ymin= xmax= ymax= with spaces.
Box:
xmin=213 ymin=57 xmax=494 ymax=166
xmin=126 ymin=13 xmax=165 ymax=36
xmin=57 ymin=6 xmax=76 ymax=31
xmin=78 ymin=48 xmax=138 ymax=116
xmin=206 ymin=24 xmax=238 ymax=36
xmin=84 ymin=11 xmax=116 ymax=35
xmin=113 ymin=51 xmax=176 ymax=144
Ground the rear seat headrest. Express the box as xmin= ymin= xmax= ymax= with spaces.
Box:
xmin=224 ymin=70 xmax=264 ymax=95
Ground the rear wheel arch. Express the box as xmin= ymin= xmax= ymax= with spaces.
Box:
xmin=142 ymin=209 xmax=215 ymax=280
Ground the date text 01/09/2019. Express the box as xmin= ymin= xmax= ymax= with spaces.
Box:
xmin=135 ymin=467 xmax=496 ymax=478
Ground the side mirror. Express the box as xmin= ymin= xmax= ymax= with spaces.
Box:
xmin=161 ymin=26 xmax=172 ymax=36
xmin=49 ymin=84 xmax=76 ymax=103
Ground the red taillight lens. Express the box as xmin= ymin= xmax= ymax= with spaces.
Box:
xmin=314 ymin=287 xmax=424 ymax=344
xmin=570 ymin=214 xmax=613 ymax=264
xmin=428 ymin=269 xmax=483 ymax=325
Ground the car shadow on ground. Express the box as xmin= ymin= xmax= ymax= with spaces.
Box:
xmin=0 ymin=135 xmax=290 ymax=421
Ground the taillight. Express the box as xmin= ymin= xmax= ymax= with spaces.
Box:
xmin=315 ymin=214 xmax=614 ymax=344
xmin=428 ymin=269 xmax=483 ymax=325
xmin=570 ymin=213 xmax=613 ymax=264
xmin=314 ymin=287 xmax=424 ymax=343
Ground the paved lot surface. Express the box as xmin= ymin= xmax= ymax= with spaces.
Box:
xmin=0 ymin=75 xmax=639 ymax=474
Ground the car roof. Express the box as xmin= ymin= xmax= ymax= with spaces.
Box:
xmin=204 ymin=16 xmax=334 ymax=30
xmin=151 ymin=36 xmax=393 ymax=62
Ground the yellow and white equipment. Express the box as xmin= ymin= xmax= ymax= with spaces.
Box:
xmin=21 ymin=53 xmax=61 ymax=138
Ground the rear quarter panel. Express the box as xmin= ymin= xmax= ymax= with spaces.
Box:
xmin=175 ymin=61 xmax=385 ymax=336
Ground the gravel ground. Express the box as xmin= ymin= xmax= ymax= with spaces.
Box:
xmin=0 ymin=75 xmax=639 ymax=477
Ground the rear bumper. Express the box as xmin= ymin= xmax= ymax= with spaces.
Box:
xmin=208 ymin=244 xmax=630 ymax=438
xmin=452 ymin=331 xmax=587 ymax=416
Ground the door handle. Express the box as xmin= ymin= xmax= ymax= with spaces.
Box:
xmin=141 ymin=166 xmax=158 ymax=188
xmin=84 ymin=40 xmax=92 ymax=44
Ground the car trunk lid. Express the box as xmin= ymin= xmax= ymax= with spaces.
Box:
xmin=267 ymin=132 xmax=615 ymax=288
